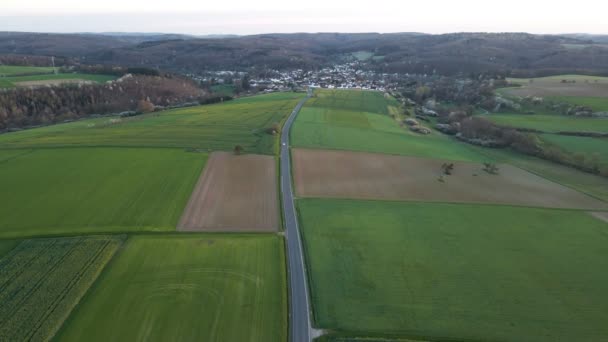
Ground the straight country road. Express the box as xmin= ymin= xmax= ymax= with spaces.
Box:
xmin=281 ymin=89 xmax=314 ymax=342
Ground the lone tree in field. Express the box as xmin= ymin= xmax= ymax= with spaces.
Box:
xmin=441 ymin=163 xmax=455 ymax=175
xmin=482 ymin=162 xmax=500 ymax=175
xmin=233 ymin=145 xmax=244 ymax=155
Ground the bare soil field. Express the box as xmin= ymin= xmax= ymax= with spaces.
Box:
xmin=15 ymin=79 xmax=94 ymax=87
xmin=178 ymin=152 xmax=279 ymax=231
xmin=590 ymin=212 xmax=608 ymax=223
xmin=292 ymin=148 xmax=608 ymax=210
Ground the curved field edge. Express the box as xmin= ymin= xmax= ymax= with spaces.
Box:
xmin=0 ymin=235 xmax=124 ymax=341
xmin=298 ymin=198 xmax=608 ymax=341
xmin=55 ymin=234 xmax=288 ymax=342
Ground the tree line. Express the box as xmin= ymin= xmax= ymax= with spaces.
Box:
xmin=0 ymin=74 xmax=213 ymax=130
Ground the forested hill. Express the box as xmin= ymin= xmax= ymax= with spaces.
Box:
xmin=1 ymin=31 xmax=608 ymax=76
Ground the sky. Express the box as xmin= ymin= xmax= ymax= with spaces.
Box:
xmin=1 ymin=0 xmax=607 ymax=35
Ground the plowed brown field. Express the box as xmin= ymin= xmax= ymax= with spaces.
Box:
xmin=292 ymin=148 xmax=608 ymax=210
xmin=178 ymin=152 xmax=279 ymax=231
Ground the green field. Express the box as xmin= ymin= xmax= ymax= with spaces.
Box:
xmin=299 ymin=198 xmax=608 ymax=341
xmin=56 ymin=234 xmax=287 ymax=342
xmin=485 ymin=113 xmax=608 ymax=133
xmin=0 ymin=148 xmax=205 ymax=238
xmin=541 ymin=134 xmax=608 ymax=167
xmin=0 ymin=92 xmax=302 ymax=154
xmin=548 ymin=96 xmax=608 ymax=112
xmin=0 ymin=236 xmax=123 ymax=341
xmin=0 ymin=65 xmax=55 ymax=76
xmin=292 ymin=89 xmax=484 ymax=161
xmin=0 ymin=73 xmax=116 ymax=88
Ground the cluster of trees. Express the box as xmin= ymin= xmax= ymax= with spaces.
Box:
xmin=0 ymin=75 xmax=207 ymax=130
xmin=400 ymin=74 xmax=608 ymax=177
xmin=401 ymin=75 xmax=498 ymax=108
xmin=444 ymin=116 xmax=608 ymax=177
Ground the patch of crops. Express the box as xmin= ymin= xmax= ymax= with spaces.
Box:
xmin=0 ymin=235 xmax=124 ymax=341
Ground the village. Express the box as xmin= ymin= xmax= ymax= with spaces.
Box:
xmin=187 ymin=62 xmax=404 ymax=93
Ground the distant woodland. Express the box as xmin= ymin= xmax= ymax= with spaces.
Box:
xmin=1 ymin=32 xmax=607 ymax=76
xmin=0 ymin=75 xmax=209 ymax=130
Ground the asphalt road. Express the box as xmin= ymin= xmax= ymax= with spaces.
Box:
xmin=281 ymin=90 xmax=314 ymax=342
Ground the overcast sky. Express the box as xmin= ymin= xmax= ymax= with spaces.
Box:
xmin=2 ymin=0 xmax=607 ymax=35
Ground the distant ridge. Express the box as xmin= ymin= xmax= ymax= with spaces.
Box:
xmin=0 ymin=31 xmax=607 ymax=76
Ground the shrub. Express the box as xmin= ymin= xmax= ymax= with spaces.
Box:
xmin=482 ymin=163 xmax=500 ymax=175
xmin=137 ymin=100 xmax=155 ymax=113
xmin=441 ymin=163 xmax=455 ymax=175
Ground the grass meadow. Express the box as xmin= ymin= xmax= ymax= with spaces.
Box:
xmin=0 ymin=65 xmax=56 ymax=76
xmin=549 ymin=96 xmax=608 ymax=112
xmin=0 ymin=148 xmax=205 ymax=238
xmin=299 ymin=198 xmax=608 ymax=341
xmin=56 ymin=234 xmax=287 ymax=342
xmin=292 ymin=89 xmax=484 ymax=161
xmin=540 ymin=134 xmax=608 ymax=167
xmin=0 ymin=236 xmax=123 ymax=341
xmin=0 ymin=92 xmax=302 ymax=154
xmin=485 ymin=113 xmax=608 ymax=133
